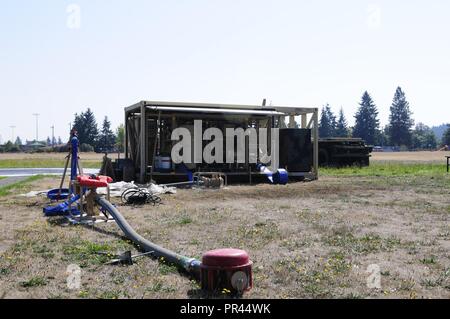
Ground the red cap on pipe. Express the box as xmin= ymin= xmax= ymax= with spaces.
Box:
xmin=200 ymin=248 xmax=253 ymax=293
xmin=202 ymin=248 xmax=250 ymax=268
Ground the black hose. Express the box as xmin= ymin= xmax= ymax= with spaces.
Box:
xmin=95 ymin=196 xmax=201 ymax=275
xmin=121 ymin=188 xmax=161 ymax=206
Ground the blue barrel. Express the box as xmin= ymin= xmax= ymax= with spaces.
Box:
xmin=273 ymin=169 xmax=289 ymax=185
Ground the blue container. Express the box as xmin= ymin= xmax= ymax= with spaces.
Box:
xmin=273 ymin=169 xmax=289 ymax=185
xmin=47 ymin=188 xmax=70 ymax=201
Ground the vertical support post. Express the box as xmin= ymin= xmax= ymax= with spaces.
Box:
xmin=70 ymin=136 xmax=79 ymax=191
xmin=125 ymin=111 xmax=129 ymax=159
xmin=289 ymin=114 xmax=296 ymax=128
xmin=301 ymin=114 xmax=307 ymax=129
xmin=313 ymin=109 xmax=319 ymax=180
xmin=150 ymin=112 xmax=162 ymax=184
xmin=172 ymin=116 xmax=177 ymax=171
xmin=140 ymin=103 xmax=147 ymax=183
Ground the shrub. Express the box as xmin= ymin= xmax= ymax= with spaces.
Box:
xmin=80 ymin=143 xmax=94 ymax=152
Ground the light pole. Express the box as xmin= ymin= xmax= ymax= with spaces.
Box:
xmin=9 ymin=126 xmax=16 ymax=143
xmin=50 ymin=125 xmax=55 ymax=146
xmin=32 ymin=113 xmax=40 ymax=142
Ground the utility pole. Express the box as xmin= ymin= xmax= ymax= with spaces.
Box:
xmin=9 ymin=125 xmax=16 ymax=143
xmin=51 ymin=125 xmax=55 ymax=146
xmin=32 ymin=113 xmax=40 ymax=142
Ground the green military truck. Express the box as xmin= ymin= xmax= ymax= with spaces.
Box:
xmin=318 ymin=138 xmax=373 ymax=167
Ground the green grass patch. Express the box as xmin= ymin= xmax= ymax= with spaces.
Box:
xmin=177 ymin=216 xmax=193 ymax=225
xmin=0 ymin=175 xmax=48 ymax=197
xmin=420 ymin=256 xmax=438 ymax=265
xmin=321 ymin=163 xmax=447 ymax=177
xmin=62 ymin=241 xmax=117 ymax=267
xmin=20 ymin=276 xmax=48 ymax=288
xmin=0 ymin=159 xmax=101 ymax=169
xmin=158 ymin=263 xmax=179 ymax=275
xmin=323 ymin=228 xmax=408 ymax=255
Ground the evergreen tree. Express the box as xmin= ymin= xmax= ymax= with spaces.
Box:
xmin=57 ymin=137 xmax=63 ymax=145
xmin=388 ymin=87 xmax=414 ymax=148
xmin=442 ymin=125 xmax=450 ymax=146
xmin=116 ymin=124 xmax=125 ymax=152
xmin=319 ymin=104 xmax=336 ymax=138
xmin=335 ymin=108 xmax=349 ymax=137
xmin=46 ymin=137 xmax=51 ymax=146
xmin=97 ymin=116 xmax=116 ymax=152
xmin=353 ymin=91 xmax=380 ymax=145
xmin=4 ymin=141 xmax=19 ymax=152
xmin=52 ymin=136 xmax=57 ymax=146
xmin=73 ymin=108 xmax=99 ymax=147
xmin=14 ymin=136 xmax=22 ymax=146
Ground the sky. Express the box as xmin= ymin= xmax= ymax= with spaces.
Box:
xmin=0 ymin=0 xmax=449 ymax=143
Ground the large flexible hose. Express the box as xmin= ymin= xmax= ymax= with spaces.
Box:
xmin=95 ymin=196 xmax=201 ymax=276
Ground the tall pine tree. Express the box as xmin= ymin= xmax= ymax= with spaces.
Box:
xmin=14 ymin=136 xmax=22 ymax=146
xmin=319 ymin=104 xmax=337 ymax=138
xmin=335 ymin=108 xmax=349 ymax=137
xmin=353 ymin=91 xmax=380 ymax=145
xmin=388 ymin=87 xmax=414 ymax=148
xmin=73 ymin=108 xmax=99 ymax=147
xmin=97 ymin=116 xmax=116 ymax=152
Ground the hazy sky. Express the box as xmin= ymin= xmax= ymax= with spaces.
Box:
xmin=1 ymin=0 xmax=449 ymax=142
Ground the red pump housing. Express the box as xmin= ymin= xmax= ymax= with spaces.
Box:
xmin=200 ymin=248 xmax=253 ymax=293
xmin=77 ymin=175 xmax=113 ymax=188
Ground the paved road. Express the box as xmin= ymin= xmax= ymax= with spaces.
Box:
xmin=0 ymin=168 xmax=99 ymax=177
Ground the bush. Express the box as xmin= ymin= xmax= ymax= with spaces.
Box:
xmin=57 ymin=145 xmax=69 ymax=153
xmin=3 ymin=141 xmax=20 ymax=153
xmin=80 ymin=143 xmax=94 ymax=152
xmin=399 ymin=145 xmax=409 ymax=152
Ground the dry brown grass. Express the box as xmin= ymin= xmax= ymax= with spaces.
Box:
xmin=372 ymin=151 xmax=450 ymax=163
xmin=0 ymin=173 xmax=449 ymax=299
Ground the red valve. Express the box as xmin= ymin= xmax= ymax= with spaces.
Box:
xmin=77 ymin=175 xmax=112 ymax=188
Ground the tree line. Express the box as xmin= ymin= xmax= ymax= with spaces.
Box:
xmin=72 ymin=108 xmax=124 ymax=153
xmin=0 ymin=108 xmax=125 ymax=153
xmin=319 ymin=87 xmax=450 ymax=150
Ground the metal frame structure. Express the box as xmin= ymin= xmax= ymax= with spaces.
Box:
xmin=124 ymin=101 xmax=319 ymax=183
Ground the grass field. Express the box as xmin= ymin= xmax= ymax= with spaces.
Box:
xmin=0 ymin=176 xmax=48 ymax=197
xmin=0 ymin=152 xmax=104 ymax=169
xmin=0 ymin=153 xmax=449 ymax=299
xmin=0 ymin=151 xmax=448 ymax=169
xmin=322 ymin=163 xmax=446 ymax=177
